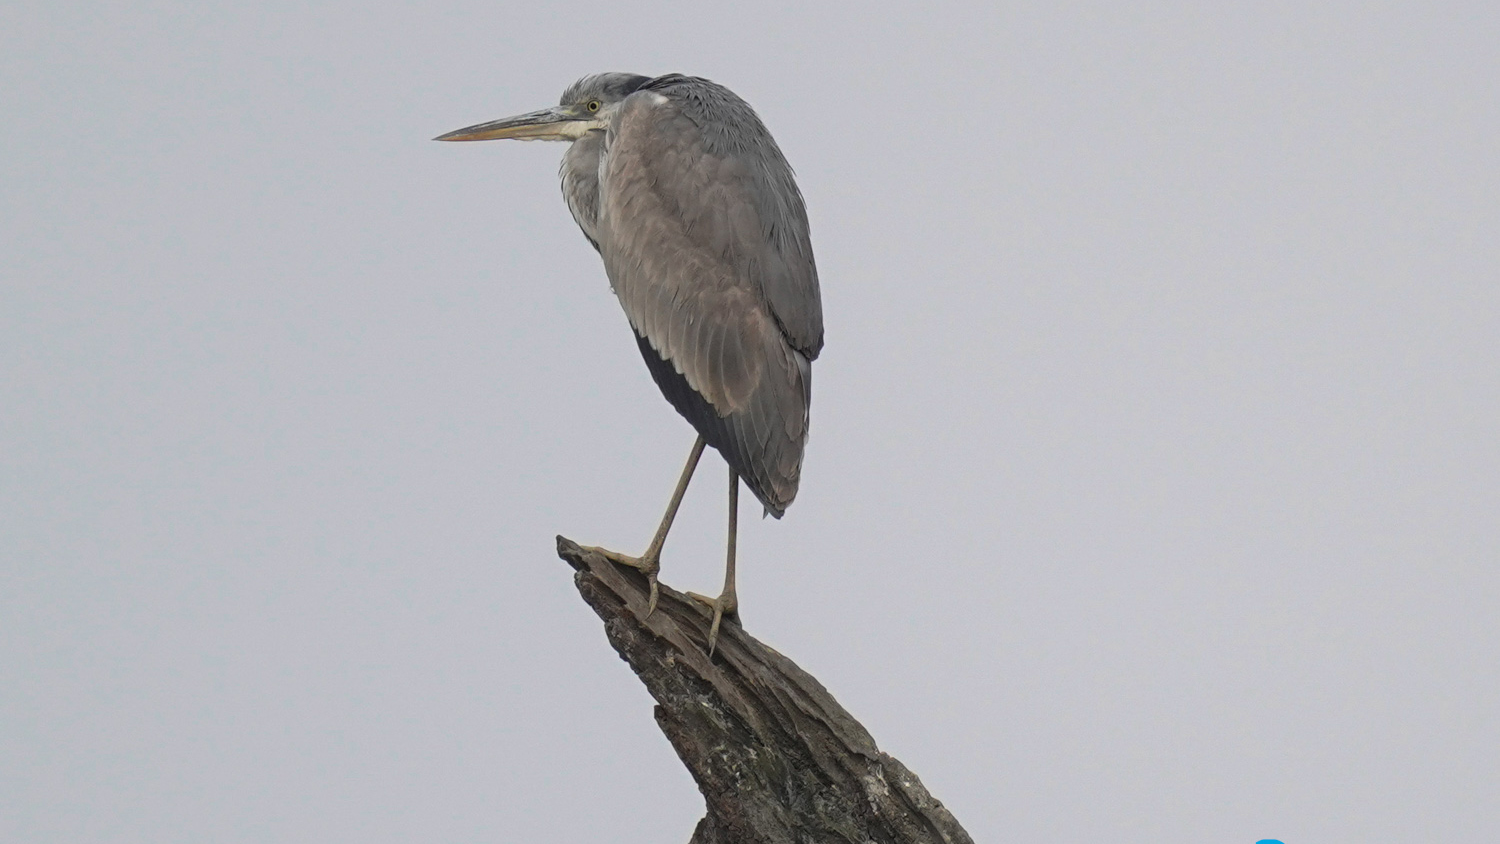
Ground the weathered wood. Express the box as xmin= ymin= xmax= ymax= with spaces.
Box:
xmin=557 ymin=536 xmax=975 ymax=844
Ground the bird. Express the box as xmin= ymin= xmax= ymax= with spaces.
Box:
xmin=436 ymin=74 xmax=823 ymax=654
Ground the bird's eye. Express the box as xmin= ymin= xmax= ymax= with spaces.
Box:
xmin=586 ymin=100 xmax=601 ymax=113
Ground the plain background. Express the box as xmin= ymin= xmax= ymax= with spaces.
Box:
xmin=3 ymin=1 xmax=1497 ymax=842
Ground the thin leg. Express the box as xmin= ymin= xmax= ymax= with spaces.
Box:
xmin=689 ymin=467 xmax=740 ymax=656
xmin=584 ymin=436 xmax=705 ymax=616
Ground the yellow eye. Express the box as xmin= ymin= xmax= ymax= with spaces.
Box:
xmin=586 ymin=100 xmax=601 ymax=113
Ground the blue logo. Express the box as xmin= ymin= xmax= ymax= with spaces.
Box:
xmin=1256 ymin=840 xmax=1285 ymax=844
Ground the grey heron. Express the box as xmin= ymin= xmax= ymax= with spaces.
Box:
xmin=436 ymin=74 xmax=823 ymax=653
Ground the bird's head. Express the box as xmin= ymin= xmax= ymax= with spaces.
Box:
xmin=434 ymin=73 xmax=651 ymax=143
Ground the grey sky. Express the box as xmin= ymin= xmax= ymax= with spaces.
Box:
xmin=3 ymin=1 xmax=1497 ymax=842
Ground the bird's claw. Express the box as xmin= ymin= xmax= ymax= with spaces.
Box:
xmin=581 ymin=545 xmax=662 ymax=619
xmin=645 ymin=577 xmax=659 ymax=617
xmin=687 ymin=590 xmax=738 ymax=657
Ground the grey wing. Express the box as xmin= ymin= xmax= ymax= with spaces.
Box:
xmin=596 ymin=91 xmax=821 ymax=515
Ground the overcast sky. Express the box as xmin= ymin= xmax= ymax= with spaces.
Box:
xmin=3 ymin=2 xmax=1497 ymax=842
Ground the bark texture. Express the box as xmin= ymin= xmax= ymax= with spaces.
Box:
xmin=557 ymin=536 xmax=974 ymax=844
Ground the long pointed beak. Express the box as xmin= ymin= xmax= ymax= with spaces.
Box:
xmin=433 ymin=107 xmax=583 ymax=142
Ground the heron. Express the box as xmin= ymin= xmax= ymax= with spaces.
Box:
xmin=436 ymin=74 xmax=823 ymax=653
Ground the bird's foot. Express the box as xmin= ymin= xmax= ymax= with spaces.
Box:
xmin=580 ymin=545 xmax=661 ymax=616
xmin=686 ymin=589 xmax=738 ymax=657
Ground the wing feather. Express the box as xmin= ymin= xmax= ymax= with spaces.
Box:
xmin=595 ymin=83 xmax=818 ymax=513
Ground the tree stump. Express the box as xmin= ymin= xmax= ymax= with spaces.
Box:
xmin=557 ymin=536 xmax=975 ymax=844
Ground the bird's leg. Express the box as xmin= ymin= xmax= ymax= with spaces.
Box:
xmin=689 ymin=468 xmax=740 ymax=656
xmin=584 ymin=436 xmax=705 ymax=617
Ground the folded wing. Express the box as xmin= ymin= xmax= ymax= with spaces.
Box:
xmin=596 ymin=84 xmax=822 ymax=515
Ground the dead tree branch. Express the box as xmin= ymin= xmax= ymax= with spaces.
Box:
xmin=557 ymin=536 xmax=975 ymax=844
